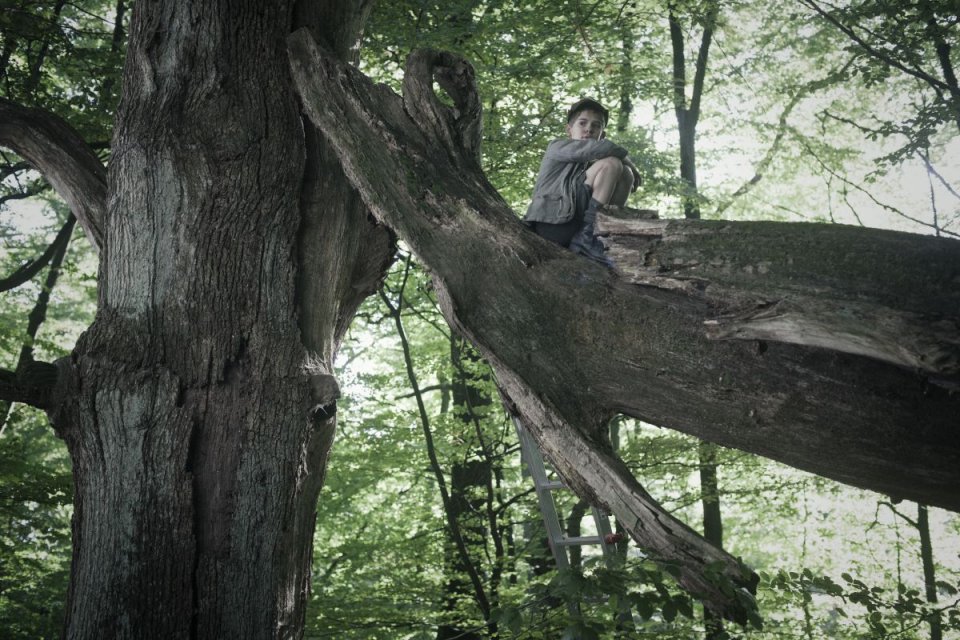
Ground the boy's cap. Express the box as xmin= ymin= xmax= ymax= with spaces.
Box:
xmin=567 ymin=98 xmax=609 ymax=126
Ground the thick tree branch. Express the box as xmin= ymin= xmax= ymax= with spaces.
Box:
xmin=0 ymin=97 xmax=105 ymax=250
xmin=0 ymin=361 xmax=58 ymax=409
xmin=288 ymin=27 xmax=960 ymax=502
xmin=288 ymin=30 xmax=960 ymax=620
xmin=290 ymin=31 xmax=759 ymax=623
xmin=596 ymin=215 xmax=959 ymax=376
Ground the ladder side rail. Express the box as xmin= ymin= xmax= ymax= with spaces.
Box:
xmin=513 ymin=417 xmax=570 ymax=571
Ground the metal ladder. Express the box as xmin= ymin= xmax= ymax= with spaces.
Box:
xmin=512 ymin=415 xmax=636 ymax=636
xmin=512 ymin=416 xmax=621 ymax=571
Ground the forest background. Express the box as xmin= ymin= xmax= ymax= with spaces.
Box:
xmin=1 ymin=0 xmax=958 ymax=638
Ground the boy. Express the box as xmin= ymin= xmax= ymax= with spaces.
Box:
xmin=523 ymin=98 xmax=640 ymax=266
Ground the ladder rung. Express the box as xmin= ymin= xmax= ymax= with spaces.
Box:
xmin=536 ymin=480 xmax=566 ymax=490
xmin=555 ymin=535 xmax=604 ymax=547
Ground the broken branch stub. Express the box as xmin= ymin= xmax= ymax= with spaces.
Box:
xmin=403 ymin=49 xmax=483 ymax=168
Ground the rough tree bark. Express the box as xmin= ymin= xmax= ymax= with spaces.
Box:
xmin=3 ymin=2 xmax=393 ymax=638
xmin=288 ymin=31 xmax=960 ymax=621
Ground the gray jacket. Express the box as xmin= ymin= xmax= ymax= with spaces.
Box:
xmin=523 ymin=138 xmax=629 ymax=224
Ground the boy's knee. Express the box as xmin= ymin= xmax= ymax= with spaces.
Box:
xmin=587 ymin=156 xmax=623 ymax=184
xmin=595 ymin=156 xmax=623 ymax=172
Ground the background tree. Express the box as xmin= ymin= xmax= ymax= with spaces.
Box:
xmin=667 ymin=0 xmax=718 ymax=219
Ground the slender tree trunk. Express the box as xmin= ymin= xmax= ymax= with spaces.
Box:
xmin=437 ymin=459 xmax=488 ymax=640
xmin=618 ymin=28 xmax=634 ymax=135
xmin=698 ymin=444 xmax=723 ymax=549
xmin=668 ymin=3 xmax=717 ymax=220
xmin=677 ymin=114 xmax=699 ymax=218
xmin=381 ymin=268 xmax=494 ymax=634
xmin=437 ymin=336 xmax=494 ymax=640
xmin=699 ymin=441 xmax=724 ymax=639
xmin=45 ymin=3 xmax=391 ymax=638
xmin=565 ymin=499 xmax=590 ymax=569
xmin=919 ymin=2 xmax=960 ymax=133
xmin=918 ymin=504 xmax=942 ymax=640
xmin=17 ymin=228 xmax=75 ymax=371
xmin=24 ymin=0 xmax=67 ymax=97
xmin=96 ymin=0 xmax=127 ymax=110
xmin=0 ymin=0 xmax=22 ymax=81
xmin=800 ymin=487 xmax=814 ymax=640
xmin=671 ymin=8 xmax=725 ymax=631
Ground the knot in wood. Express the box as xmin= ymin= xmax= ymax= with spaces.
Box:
xmin=402 ymin=49 xmax=482 ymax=166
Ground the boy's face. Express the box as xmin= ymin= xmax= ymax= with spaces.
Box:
xmin=566 ymin=109 xmax=606 ymax=140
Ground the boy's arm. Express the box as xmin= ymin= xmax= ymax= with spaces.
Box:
xmin=544 ymin=138 xmax=628 ymax=164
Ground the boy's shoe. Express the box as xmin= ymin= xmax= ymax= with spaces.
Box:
xmin=570 ymin=201 xmax=613 ymax=267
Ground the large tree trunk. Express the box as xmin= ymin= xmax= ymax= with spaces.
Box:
xmin=31 ymin=3 xmax=390 ymax=638
xmin=288 ymin=32 xmax=960 ymax=621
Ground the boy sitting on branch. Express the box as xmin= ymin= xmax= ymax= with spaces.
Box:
xmin=523 ymin=98 xmax=642 ymax=266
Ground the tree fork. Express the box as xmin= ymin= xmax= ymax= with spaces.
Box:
xmin=290 ymin=32 xmax=757 ymax=622
xmin=288 ymin=28 xmax=960 ymax=618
